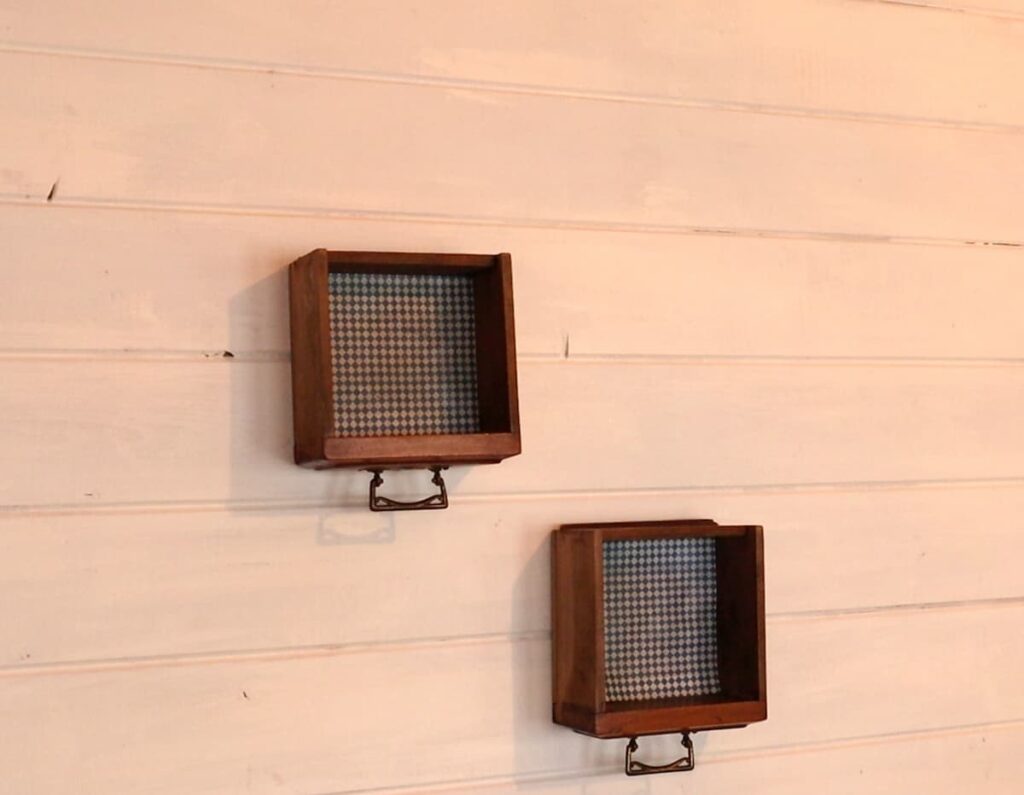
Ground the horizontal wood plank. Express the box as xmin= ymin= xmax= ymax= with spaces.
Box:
xmin=366 ymin=723 xmax=1024 ymax=795
xmin=2 ymin=486 xmax=1022 ymax=667
xmin=1 ymin=605 xmax=1021 ymax=794
xmin=4 ymin=1 xmax=1024 ymax=128
xmin=3 ymin=54 xmax=1024 ymax=242
xmin=3 ymin=205 xmax=1024 ymax=360
xmin=2 ymin=359 xmax=1024 ymax=507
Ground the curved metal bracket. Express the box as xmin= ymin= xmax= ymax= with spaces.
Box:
xmin=368 ymin=467 xmax=448 ymax=512
xmin=625 ymin=732 xmax=695 ymax=776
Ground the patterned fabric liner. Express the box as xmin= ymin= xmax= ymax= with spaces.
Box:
xmin=328 ymin=271 xmax=481 ymax=437
xmin=603 ymin=538 xmax=722 ymax=701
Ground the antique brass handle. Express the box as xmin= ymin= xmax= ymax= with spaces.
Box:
xmin=625 ymin=732 xmax=695 ymax=776
xmin=368 ymin=467 xmax=448 ymax=511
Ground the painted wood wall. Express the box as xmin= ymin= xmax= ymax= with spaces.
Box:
xmin=2 ymin=2 xmax=1023 ymax=792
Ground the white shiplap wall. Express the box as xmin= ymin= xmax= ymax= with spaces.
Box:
xmin=2 ymin=2 xmax=1023 ymax=793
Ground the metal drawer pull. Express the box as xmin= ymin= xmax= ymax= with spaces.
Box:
xmin=368 ymin=467 xmax=448 ymax=511
xmin=625 ymin=732 xmax=695 ymax=776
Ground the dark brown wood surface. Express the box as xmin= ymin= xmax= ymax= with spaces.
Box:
xmin=287 ymin=249 xmax=522 ymax=470
xmin=551 ymin=529 xmax=602 ymax=728
xmin=288 ymin=249 xmax=332 ymax=464
xmin=551 ymin=520 xmax=767 ymax=739
xmin=327 ymin=250 xmax=496 ymax=273
xmin=717 ymin=526 xmax=767 ymax=703
xmin=597 ymin=699 xmax=764 ymax=737
xmin=321 ymin=433 xmax=519 ymax=469
xmin=473 ymin=253 xmax=519 ymax=436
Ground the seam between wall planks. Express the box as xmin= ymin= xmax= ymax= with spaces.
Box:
xmin=4 ymin=350 xmax=1024 ymax=368
xmin=2 ymin=41 xmax=1024 ymax=136
xmin=4 ymin=195 xmax=1024 ymax=250
xmin=0 ymin=349 xmax=290 ymax=363
xmin=3 ymin=476 xmax=1024 ymax=518
xmin=2 ymin=596 xmax=1021 ymax=680
xmin=861 ymin=0 xmax=1024 ymax=21
xmin=327 ymin=718 xmax=1024 ymax=795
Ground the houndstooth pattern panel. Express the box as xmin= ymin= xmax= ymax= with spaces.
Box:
xmin=603 ymin=538 xmax=721 ymax=701
xmin=328 ymin=271 xmax=481 ymax=437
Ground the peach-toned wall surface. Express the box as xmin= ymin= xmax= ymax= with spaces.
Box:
xmin=2 ymin=2 xmax=1023 ymax=792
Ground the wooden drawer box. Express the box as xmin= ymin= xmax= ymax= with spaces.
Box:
xmin=288 ymin=249 xmax=521 ymax=472
xmin=552 ymin=520 xmax=766 ymax=750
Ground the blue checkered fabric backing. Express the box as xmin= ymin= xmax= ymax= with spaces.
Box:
xmin=328 ymin=272 xmax=481 ymax=437
xmin=603 ymin=538 xmax=721 ymax=701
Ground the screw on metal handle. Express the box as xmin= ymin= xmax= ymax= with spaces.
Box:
xmin=368 ymin=467 xmax=449 ymax=511
xmin=625 ymin=732 xmax=695 ymax=776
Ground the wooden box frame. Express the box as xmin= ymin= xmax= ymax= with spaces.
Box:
xmin=551 ymin=519 xmax=766 ymax=739
xmin=288 ymin=249 xmax=521 ymax=470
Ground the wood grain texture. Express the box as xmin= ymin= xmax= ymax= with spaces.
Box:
xmin=4 ymin=1 xmax=1024 ymax=128
xmin=287 ymin=249 xmax=331 ymax=465
xmin=550 ymin=528 xmax=601 ymax=727
xmin=1 ymin=604 xmax=1022 ymax=794
xmin=322 ymin=433 xmax=520 ymax=468
xmin=3 ymin=54 xmax=1024 ymax=243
